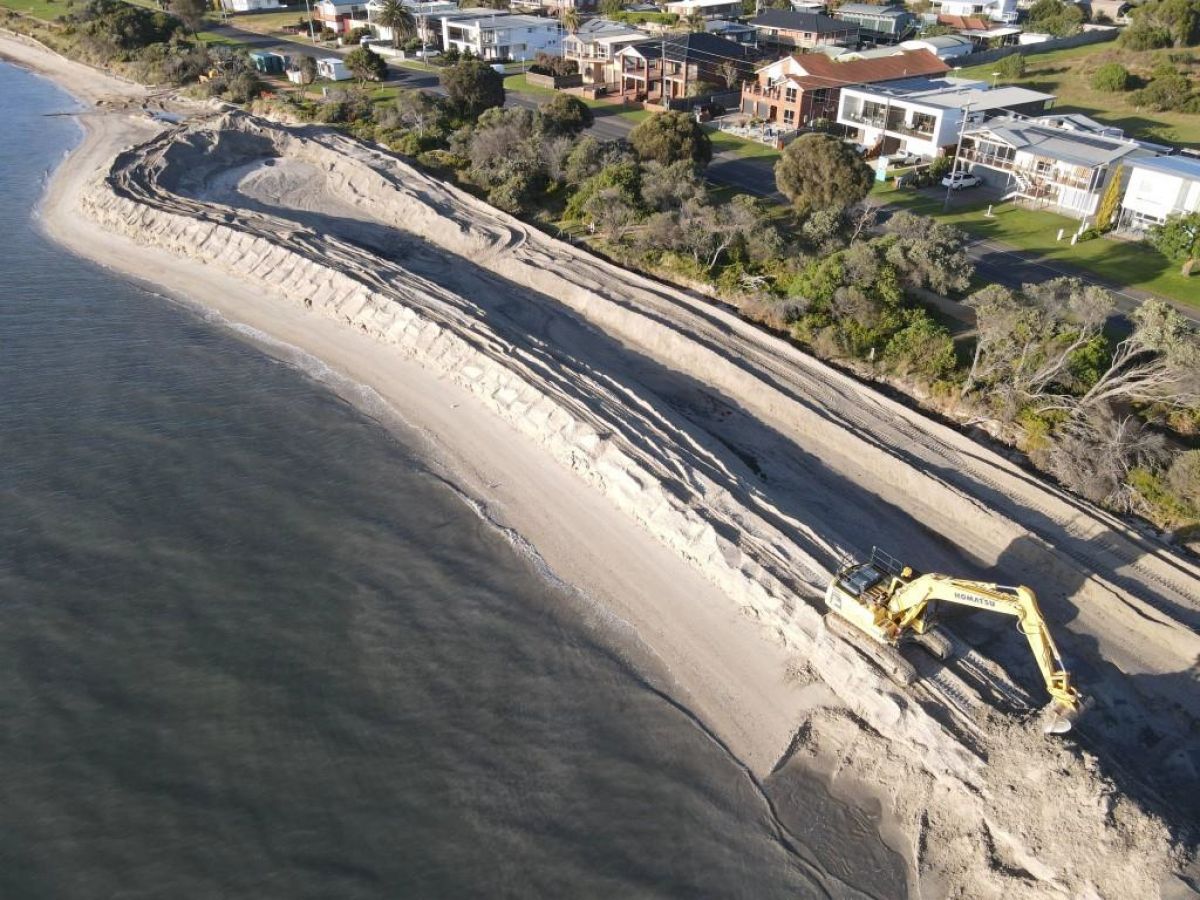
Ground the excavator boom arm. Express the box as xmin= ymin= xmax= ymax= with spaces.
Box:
xmin=889 ymin=575 xmax=1079 ymax=712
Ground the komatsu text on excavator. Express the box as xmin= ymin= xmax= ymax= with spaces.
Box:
xmin=824 ymin=548 xmax=1082 ymax=734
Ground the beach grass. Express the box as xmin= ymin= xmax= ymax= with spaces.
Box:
xmin=955 ymin=43 xmax=1200 ymax=148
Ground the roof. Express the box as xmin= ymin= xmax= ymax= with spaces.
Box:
xmin=1129 ymin=155 xmax=1200 ymax=181
xmin=749 ymin=9 xmax=854 ymax=32
xmin=969 ymin=117 xmax=1142 ymax=168
xmin=623 ymin=31 xmax=756 ymax=62
xmin=665 ymin=0 xmax=741 ymax=7
xmin=904 ymin=33 xmax=974 ymax=48
xmin=846 ymin=77 xmax=1055 ymax=112
xmin=789 ymin=48 xmax=950 ymax=85
xmin=568 ymin=18 xmax=644 ymax=40
xmin=455 ymin=13 xmax=557 ymax=27
xmin=836 ymin=3 xmax=910 ymax=18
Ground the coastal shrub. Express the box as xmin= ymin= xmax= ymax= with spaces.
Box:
xmin=528 ymin=51 xmax=576 ymax=78
xmin=775 ymin=133 xmax=872 ymax=219
xmin=538 ymin=93 xmax=593 ymax=136
xmin=70 ymin=0 xmax=181 ymax=52
xmin=629 ymin=111 xmax=712 ymax=167
xmin=1092 ymin=62 xmax=1132 ymax=92
xmin=995 ymin=52 xmax=1025 ymax=80
xmin=440 ymin=59 xmax=505 ymax=119
xmin=1135 ymin=62 xmax=1195 ymax=110
xmin=344 ymin=45 xmax=387 ymax=82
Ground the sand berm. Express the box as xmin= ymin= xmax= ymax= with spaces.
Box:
xmin=6 ymin=31 xmax=1199 ymax=898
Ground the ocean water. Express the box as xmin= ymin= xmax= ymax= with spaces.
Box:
xmin=0 ymin=62 xmax=906 ymax=899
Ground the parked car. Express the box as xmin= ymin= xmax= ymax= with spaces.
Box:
xmin=941 ymin=171 xmax=982 ymax=190
xmin=889 ymin=152 xmax=921 ymax=168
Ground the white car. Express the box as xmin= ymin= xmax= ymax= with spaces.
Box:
xmin=942 ymin=171 xmax=982 ymax=190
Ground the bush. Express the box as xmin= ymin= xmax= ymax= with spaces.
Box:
xmin=1121 ymin=23 xmax=1172 ymax=49
xmin=346 ymin=25 xmax=371 ymax=43
xmin=1135 ymin=63 xmax=1195 ymax=110
xmin=528 ymin=51 xmax=576 ymax=78
xmin=995 ymin=52 xmax=1025 ymax=80
xmin=1091 ymin=62 xmax=1131 ymax=92
xmin=629 ymin=111 xmax=712 ymax=167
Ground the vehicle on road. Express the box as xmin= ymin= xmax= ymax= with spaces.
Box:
xmin=941 ymin=171 xmax=981 ymax=190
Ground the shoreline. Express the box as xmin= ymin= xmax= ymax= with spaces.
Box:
xmin=6 ymin=30 xmax=1199 ymax=896
xmin=0 ymin=34 xmax=823 ymax=782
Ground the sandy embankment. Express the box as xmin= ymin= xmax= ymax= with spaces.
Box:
xmin=7 ymin=31 xmax=1200 ymax=896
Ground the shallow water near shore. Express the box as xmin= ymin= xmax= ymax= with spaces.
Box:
xmin=0 ymin=62 xmax=906 ymax=898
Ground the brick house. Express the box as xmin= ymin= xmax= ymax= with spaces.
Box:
xmin=747 ymin=9 xmax=859 ymax=50
xmin=617 ymin=32 xmax=763 ymax=101
xmin=739 ymin=49 xmax=948 ymax=130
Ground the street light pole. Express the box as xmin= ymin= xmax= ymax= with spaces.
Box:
xmin=304 ymin=0 xmax=316 ymax=42
xmin=943 ymin=99 xmax=971 ymax=211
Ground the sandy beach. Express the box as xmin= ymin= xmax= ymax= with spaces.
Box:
xmin=5 ymin=29 xmax=1200 ymax=895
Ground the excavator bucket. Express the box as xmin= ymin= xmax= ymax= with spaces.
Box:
xmin=1042 ymin=702 xmax=1079 ymax=736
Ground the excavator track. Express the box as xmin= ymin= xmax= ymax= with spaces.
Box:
xmin=823 ymin=613 xmax=918 ymax=687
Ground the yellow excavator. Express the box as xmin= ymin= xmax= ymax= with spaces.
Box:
xmin=824 ymin=548 xmax=1082 ymax=734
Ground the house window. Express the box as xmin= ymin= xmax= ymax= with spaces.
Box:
xmin=783 ymin=109 xmax=795 ymax=124
xmin=784 ymin=87 xmax=797 ymax=103
xmin=811 ymin=88 xmax=828 ymax=104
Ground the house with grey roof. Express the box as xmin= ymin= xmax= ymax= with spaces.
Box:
xmin=833 ymin=3 xmax=918 ymax=43
xmin=957 ymin=115 xmax=1155 ymax=218
xmin=747 ymin=9 xmax=859 ymax=49
xmin=1119 ymin=155 xmax=1200 ymax=232
xmin=899 ymin=33 xmax=976 ymax=60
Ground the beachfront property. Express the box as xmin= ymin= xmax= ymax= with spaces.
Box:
xmin=931 ymin=0 xmax=1019 ymax=23
xmin=562 ymin=18 xmax=646 ymax=85
xmin=441 ymin=13 xmax=562 ymax=61
xmin=219 ymin=0 xmax=282 ymax=12
xmin=838 ymin=78 xmax=1055 ymax=159
xmin=897 ymin=34 xmax=976 ymax=60
xmin=956 ymin=115 xmax=1153 ymax=217
xmin=364 ymin=0 xmax=458 ymax=44
xmin=832 ymin=4 xmax=918 ymax=44
xmin=931 ymin=14 xmax=1023 ymax=48
xmin=616 ymin=33 xmax=761 ymax=102
xmin=704 ymin=19 xmax=758 ymax=45
xmin=745 ymin=10 xmax=859 ymax=50
xmin=663 ymin=0 xmax=745 ymax=19
xmin=740 ymin=49 xmax=948 ymax=130
xmin=1118 ymin=155 xmax=1200 ymax=232
xmin=314 ymin=0 xmax=371 ymax=34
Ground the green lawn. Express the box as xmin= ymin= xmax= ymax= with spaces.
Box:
xmin=876 ymin=184 xmax=1197 ymax=306
xmin=956 ymin=43 xmax=1200 ymax=148
xmin=704 ymin=126 xmax=781 ymax=162
xmin=224 ymin=6 xmax=309 ymax=36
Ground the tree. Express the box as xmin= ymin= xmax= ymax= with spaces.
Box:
xmin=167 ymin=0 xmax=204 ymax=35
xmin=599 ymin=0 xmax=623 ymax=16
xmin=584 ymin=186 xmax=639 ymax=241
xmin=629 ymin=111 xmax=712 ymax=167
xmin=994 ymin=52 xmax=1025 ymax=80
xmin=1135 ymin=62 xmax=1195 ymax=111
xmin=1091 ymin=62 xmax=1131 ymax=92
xmin=297 ymin=54 xmax=318 ymax=85
xmin=1094 ymin=163 xmax=1123 ymax=231
xmin=1124 ymin=0 xmax=1200 ymax=46
xmin=539 ymin=93 xmax=593 ymax=135
xmin=1025 ymin=0 xmax=1084 ymax=35
xmin=375 ymin=0 xmax=415 ymax=48
xmin=560 ymin=6 xmax=580 ymax=33
xmin=684 ymin=11 xmax=705 ymax=30
xmin=440 ymin=59 xmax=505 ymax=119
xmin=1149 ymin=211 xmax=1200 ymax=275
xmin=881 ymin=210 xmax=974 ymax=295
xmin=379 ymin=88 xmax=446 ymax=135
xmin=344 ymin=45 xmax=387 ymax=82
xmin=718 ymin=59 xmax=740 ymax=90
xmin=774 ymin=132 xmax=872 ymax=218
xmin=640 ymin=159 xmax=706 ymax=211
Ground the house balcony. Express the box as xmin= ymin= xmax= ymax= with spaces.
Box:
xmin=841 ymin=108 xmax=934 ymax=140
xmin=742 ymin=82 xmax=784 ymax=102
xmin=958 ymin=146 xmax=1094 ymax=191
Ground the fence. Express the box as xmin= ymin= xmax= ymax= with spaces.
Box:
xmin=956 ymin=26 xmax=1117 ymax=66
xmin=525 ymin=71 xmax=584 ymax=90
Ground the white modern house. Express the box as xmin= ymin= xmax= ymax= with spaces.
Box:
xmin=442 ymin=13 xmax=562 ymax=61
xmin=365 ymin=0 xmax=457 ymax=44
xmin=837 ymin=77 xmax=1055 ymax=159
xmin=1119 ymin=155 xmax=1200 ymax=231
xmin=898 ymin=34 xmax=976 ymax=59
xmin=957 ymin=115 xmax=1153 ymax=217
xmin=932 ymin=0 xmax=1018 ymax=23
xmin=562 ymin=18 xmax=646 ymax=85
xmin=219 ymin=0 xmax=283 ymax=12
xmin=664 ymin=0 xmax=745 ymax=18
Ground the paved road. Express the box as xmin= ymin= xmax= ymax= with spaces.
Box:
xmin=210 ymin=21 xmax=1189 ymax=320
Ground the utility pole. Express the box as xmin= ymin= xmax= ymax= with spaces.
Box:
xmin=304 ymin=0 xmax=316 ymax=42
xmin=943 ymin=99 xmax=971 ymax=211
